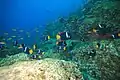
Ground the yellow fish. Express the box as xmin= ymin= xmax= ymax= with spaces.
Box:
xmin=42 ymin=52 xmax=45 ymax=55
xmin=11 ymin=36 xmax=16 ymax=38
xmin=20 ymin=38 xmax=24 ymax=40
xmin=33 ymin=44 xmax=36 ymax=50
xmin=12 ymin=29 xmax=17 ymax=31
xmin=88 ymin=31 xmax=92 ymax=34
xmin=118 ymin=33 xmax=120 ymax=37
xmin=38 ymin=55 xmax=42 ymax=59
xmin=56 ymin=34 xmax=61 ymax=40
xmin=4 ymin=33 xmax=8 ymax=35
xmin=56 ymin=41 xmax=58 ymax=45
xmin=29 ymin=49 xmax=33 ymax=54
xmin=92 ymin=28 xmax=97 ymax=33
xmin=19 ymin=30 xmax=24 ymax=32
xmin=48 ymin=35 xmax=50 ymax=40
xmin=64 ymin=47 xmax=66 ymax=51
xmin=0 ymin=42 xmax=6 ymax=45
xmin=96 ymin=45 xmax=99 ymax=49
xmin=7 ymin=38 xmax=12 ymax=41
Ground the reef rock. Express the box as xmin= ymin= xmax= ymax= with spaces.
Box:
xmin=0 ymin=58 xmax=82 ymax=80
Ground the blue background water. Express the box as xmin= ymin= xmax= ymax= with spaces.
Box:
xmin=0 ymin=0 xmax=86 ymax=45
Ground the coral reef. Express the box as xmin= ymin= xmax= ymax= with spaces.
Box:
xmin=0 ymin=46 xmax=22 ymax=58
xmin=82 ymin=0 xmax=120 ymax=33
xmin=0 ymin=0 xmax=120 ymax=80
xmin=31 ymin=1 xmax=120 ymax=79
xmin=72 ymin=40 xmax=120 ymax=80
xmin=0 ymin=58 xmax=82 ymax=80
xmin=0 ymin=53 xmax=29 ymax=67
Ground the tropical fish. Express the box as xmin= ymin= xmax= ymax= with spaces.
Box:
xmin=64 ymin=47 xmax=66 ymax=51
xmin=4 ymin=33 xmax=8 ymax=35
xmin=24 ymin=47 xmax=29 ymax=54
xmin=26 ymin=32 xmax=30 ymax=36
xmin=45 ymin=35 xmax=51 ymax=41
xmin=38 ymin=55 xmax=42 ymax=59
xmin=48 ymin=35 xmax=50 ymax=40
xmin=96 ymin=43 xmax=100 ymax=49
xmin=27 ymin=35 xmax=31 ymax=38
xmin=118 ymin=33 xmax=120 ymax=37
xmin=42 ymin=52 xmax=45 ymax=55
xmin=13 ymin=40 xmax=18 ymax=46
xmin=0 ymin=42 xmax=6 ymax=45
xmin=92 ymin=28 xmax=97 ymax=33
xmin=29 ymin=49 xmax=33 ymax=54
xmin=36 ymin=30 xmax=39 ymax=32
xmin=57 ymin=32 xmax=71 ymax=40
xmin=112 ymin=32 xmax=120 ymax=39
xmin=12 ymin=29 xmax=17 ymax=31
xmin=33 ymin=44 xmax=37 ymax=50
xmin=11 ymin=36 xmax=16 ymax=38
xmin=19 ymin=38 xmax=24 ymax=40
xmin=56 ymin=34 xmax=61 ymax=40
xmin=0 ymin=42 xmax=6 ymax=49
xmin=7 ymin=38 xmax=12 ymax=41
xmin=18 ymin=44 xmax=23 ymax=49
xmin=19 ymin=30 xmax=24 ymax=32
xmin=88 ymin=31 xmax=92 ymax=34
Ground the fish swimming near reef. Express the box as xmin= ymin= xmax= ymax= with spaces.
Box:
xmin=56 ymin=32 xmax=71 ymax=41
xmin=29 ymin=49 xmax=33 ymax=54
xmin=19 ymin=30 xmax=24 ymax=32
xmin=7 ymin=38 xmax=12 ymax=41
xmin=0 ymin=42 xmax=6 ymax=45
xmin=12 ymin=29 xmax=17 ymax=31
xmin=4 ymin=33 xmax=8 ymax=35
xmin=18 ymin=44 xmax=23 ymax=49
xmin=11 ymin=36 xmax=16 ymax=38
xmin=87 ymin=24 xmax=120 ymax=40
xmin=44 ymin=35 xmax=51 ymax=41
xmin=13 ymin=40 xmax=18 ymax=46
xmin=19 ymin=38 xmax=24 ymax=40
xmin=33 ymin=44 xmax=37 ymax=50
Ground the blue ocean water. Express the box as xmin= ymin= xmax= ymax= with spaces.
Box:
xmin=0 ymin=0 xmax=86 ymax=45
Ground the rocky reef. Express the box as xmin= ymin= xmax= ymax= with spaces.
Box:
xmin=0 ymin=53 xmax=29 ymax=67
xmin=72 ymin=40 xmax=120 ymax=80
xmin=41 ymin=0 xmax=120 ymax=80
xmin=0 ymin=0 xmax=120 ymax=80
xmin=0 ymin=58 xmax=82 ymax=80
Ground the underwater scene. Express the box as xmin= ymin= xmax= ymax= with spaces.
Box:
xmin=0 ymin=0 xmax=120 ymax=80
